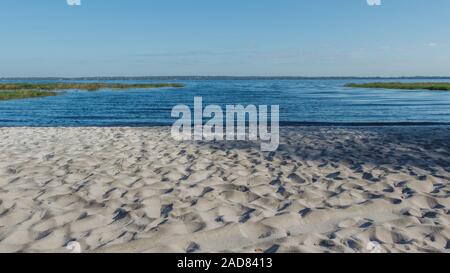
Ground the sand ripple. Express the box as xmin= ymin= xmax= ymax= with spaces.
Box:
xmin=0 ymin=127 xmax=449 ymax=253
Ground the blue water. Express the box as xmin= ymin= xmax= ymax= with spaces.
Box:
xmin=1 ymin=78 xmax=450 ymax=126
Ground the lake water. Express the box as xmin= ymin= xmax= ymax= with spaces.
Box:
xmin=1 ymin=78 xmax=450 ymax=126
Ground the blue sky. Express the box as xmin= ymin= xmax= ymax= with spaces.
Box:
xmin=1 ymin=0 xmax=449 ymax=77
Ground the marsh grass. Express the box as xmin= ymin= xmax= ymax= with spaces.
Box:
xmin=345 ymin=82 xmax=450 ymax=91
xmin=0 ymin=90 xmax=57 ymax=101
xmin=0 ymin=82 xmax=184 ymax=100
xmin=0 ymin=83 xmax=185 ymax=91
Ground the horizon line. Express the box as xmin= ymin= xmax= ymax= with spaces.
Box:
xmin=2 ymin=76 xmax=450 ymax=80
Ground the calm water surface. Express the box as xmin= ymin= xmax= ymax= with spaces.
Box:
xmin=1 ymin=79 xmax=450 ymax=126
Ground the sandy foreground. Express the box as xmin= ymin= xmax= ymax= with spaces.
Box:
xmin=0 ymin=126 xmax=449 ymax=253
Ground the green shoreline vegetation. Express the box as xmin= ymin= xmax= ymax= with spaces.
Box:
xmin=0 ymin=90 xmax=58 ymax=101
xmin=345 ymin=82 xmax=450 ymax=91
xmin=0 ymin=82 xmax=185 ymax=101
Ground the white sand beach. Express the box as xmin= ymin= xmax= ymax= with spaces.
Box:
xmin=0 ymin=126 xmax=449 ymax=253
